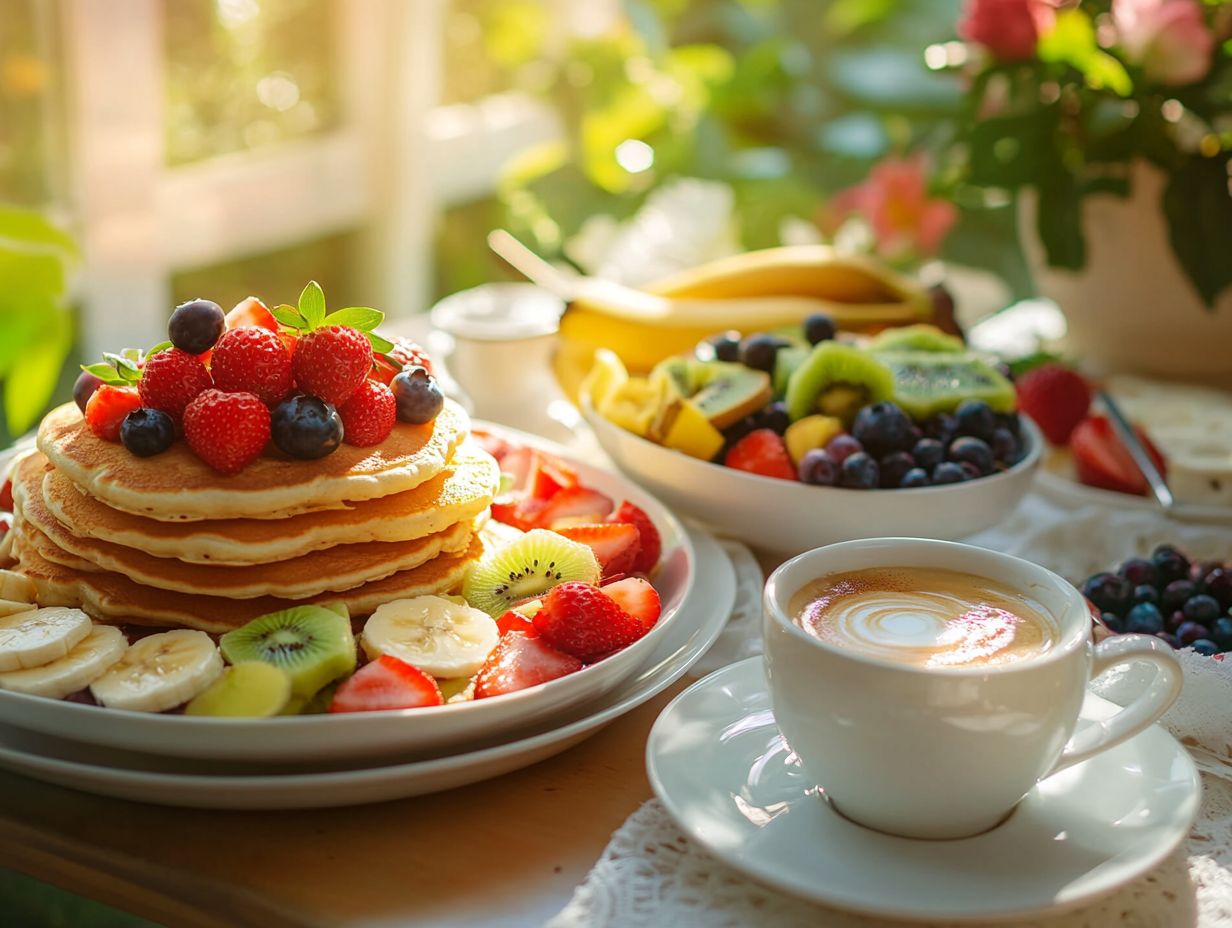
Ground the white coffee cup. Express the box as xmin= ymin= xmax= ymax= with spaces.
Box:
xmin=763 ymin=538 xmax=1183 ymax=840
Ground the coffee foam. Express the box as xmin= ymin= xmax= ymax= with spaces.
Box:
xmin=791 ymin=567 xmax=1056 ymax=669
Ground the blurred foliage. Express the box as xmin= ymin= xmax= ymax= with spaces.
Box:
xmin=0 ymin=0 xmax=64 ymax=206
xmin=435 ymin=0 xmax=1032 ymax=302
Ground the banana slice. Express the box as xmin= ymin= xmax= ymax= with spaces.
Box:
xmin=0 ymin=569 xmax=36 ymax=603
xmin=0 ymin=625 xmax=127 ymax=699
xmin=0 ymin=607 xmax=92 ymax=672
xmin=90 ymin=629 xmax=223 ymax=712
xmin=361 ymin=595 xmax=499 ymax=679
xmin=0 ymin=599 xmax=37 ymax=617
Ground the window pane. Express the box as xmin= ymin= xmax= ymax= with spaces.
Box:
xmin=164 ymin=0 xmax=340 ymax=166
xmin=0 ymin=0 xmax=65 ymax=206
xmin=442 ymin=0 xmax=551 ymax=104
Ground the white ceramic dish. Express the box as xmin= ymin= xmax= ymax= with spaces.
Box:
xmin=647 ymin=658 xmax=1200 ymax=923
xmin=0 ymin=424 xmax=694 ymax=763
xmin=0 ymin=527 xmax=735 ymax=809
xmin=583 ymin=400 xmax=1042 ymax=554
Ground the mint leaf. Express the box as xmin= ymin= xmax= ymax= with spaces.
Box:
xmin=80 ymin=362 xmax=130 ymax=386
xmin=365 ymin=331 xmax=395 ymax=354
xmin=271 ymin=304 xmax=305 ymax=329
xmin=147 ymin=341 xmax=172 ymax=355
xmin=104 ymin=352 xmax=140 ymax=378
xmin=324 ymin=306 xmax=384 ymax=331
xmin=298 ymin=281 xmax=326 ymax=329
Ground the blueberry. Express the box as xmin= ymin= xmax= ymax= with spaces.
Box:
xmin=1101 ymin=612 xmax=1124 ymax=633
xmin=948 ymin=436 xmax=994 ymax=475
xmin=1151 ymin=545 xmax=1190 ymax=585
xmin=954 ymin=400 xmax=997 ymax=442
xmin=957 ymin=461 xmax=982 ymax=480
xmin=168 ymin=299 xmax=225 ymax=355
xmin=271 ymin=395 xmax=343 ymax=459
xmin=1124 ymin=602 xmax=1164 ymax=634
xmin=1132 ymin=584 xmax=1160 ymax=606
xmin=803 ymin=313 xmax=837 ymax=345
xmin=825 ymin=434 xmax=864 ymax=465
xmin=73 ymin=370 xmax=103 ymax=413
xmin=723 ymin=416 xmax=759 ymax=446
xmin=1118 ymin=557 xmax=1159 ymax=588
xmin=1161 ymin=579 xmax=1198 ymax=614
xmin=924 ymin=414 xmax=957 ymax=444
xmin=879 ymin=451 xmax=917 ymax=488
xmin=1155 ymin=631 xmax=1180 ymax=649
xmin=899 ymin=467 xmax=930 ymax=488
xmin=932 ymin=461 xmax=967 ymax=485
xmin=851 ymin=402 xmax=915 ymax=456
xmin=392 ymin=366 xmax=444 ymax=424
xmin=756 ymin=401 xmax=790 ymax=435
xmin=997 ymin=412 xmax=1022 ymax=439
xmin=838 ymin=451 xmax=879 ymax=489
xmin=1182 ymin=594 xmax=1221 ymax=624
xmin=1201 ymin=568 xmax=1232 ymax=610
xmin=1176 ymin=620 xmax=1210 ymax=645
xmin=1167 ymin=610 xmax=1186 ymax=632
xmin=1210 ymin=616 xmax=1232 ymax=650
xmin=990 ymin=428 xmax=1020 ymax=466
xmin=798 ymin=449 xmax=838 ymax=486
xmin=1190 ymin=560 xmax=1222 ymax=584
xmin=119 ymin=408 xmax=175 ymax=457
xmin=1082 ymin=572 xmax=1134 ymax=615
xmin=699 ymin=331 xmax=741 ymax=363
xmin=739 ymin=334 xmax=791 ymax=373
xmin=1189 ymin=639 xmax=1220 ymax=656
xmin=911 ymin=438 xmax=945 ymax=471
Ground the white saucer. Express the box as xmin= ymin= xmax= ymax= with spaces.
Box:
xmin=0 ymin=528 xmax=735 ymax=809
xmin=647 ymin=657 xmax=1201 ymax=923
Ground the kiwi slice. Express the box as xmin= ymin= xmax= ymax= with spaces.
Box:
xmin=185 ymin=662 xmax=293 ymax=718
xmin=879 ymin=350 xmax=1016 ymax=419
xmin=784 ymin=342 xmax=894 ymax=422
xmin=462 ymin=529 xmax=600 ymax=617
xmin=689 ymin=362 xmax=771 ymax=429
xmin=220 ymin=605 xmax=357 ymax=699
xmin=773 ymin=345 xmax=809 ymax=397
xmin=868 ymin=324 xmax=965 ymax=354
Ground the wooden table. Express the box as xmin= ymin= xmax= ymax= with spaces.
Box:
xmin=0 ymin=681 xmax=687 ymax=928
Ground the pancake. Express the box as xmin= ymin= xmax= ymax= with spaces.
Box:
xmin=36 ymin=399 xmax=470 ymax=522
xmin=13 ymin=529 xmax=485 ymax=633
xmin=40 ymin=444 xmax=499 ymax=565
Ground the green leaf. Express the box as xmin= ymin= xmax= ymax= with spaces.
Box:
xmin=1036 ymin=176 xmax=1086 ymax=271
xmin=80 ymin=362 xmax=128 ymax=386
xmin=323 ymin=307 xmax=384 ymax=331
xmin=103 ymin=352 xmax=140 ymax=379
xmin=0 ymin=206 xmax=78 ymax=257
xmin=6 ymin=329 xmax=70 ymax=434
xmin=1163 ymin=156 xmax=1232 ymax=307
xmin=365 ymin=331 xmax=395 ymax=354
xmin=147 ymin=341 xmax=172 ymax=355
xmin=298 ymin=281 xmax=326 ymax=329
xmin=1038 ymin=11 xmax=1131 ymax=96
xmin=271 ymin=304 xmax=305 ymax=329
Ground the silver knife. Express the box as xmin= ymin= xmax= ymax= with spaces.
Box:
xmin=1097 ymin=390 xmax=1174 ymax=511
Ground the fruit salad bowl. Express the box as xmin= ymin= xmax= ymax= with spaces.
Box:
xmin=583 ymin=399 xmax=1042 ymax=554
xmin=0 ymin=430 xmax=696 ymax=764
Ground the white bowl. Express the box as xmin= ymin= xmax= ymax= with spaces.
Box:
xmin=583 ymin=401 xmax=1042 ymax=555
xmin=0 ymin=425 xmax=694 ymax=764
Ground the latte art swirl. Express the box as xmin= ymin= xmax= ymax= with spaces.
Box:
xmin=791 ymin=568 xmax=1055 ymax=668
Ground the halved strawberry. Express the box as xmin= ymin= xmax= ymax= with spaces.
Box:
xmin=496 ymin=610 xmax=537 ymax=638
xmin=1070 ymin=416 xmax=1166 ymax=496
xmin=491 ymin=496 xmax=549 ymax=531
xmin=609 ymin=501 xmax=661 ymax=574
xmin=225 ymin=296 xmax=279 ymax=331
xmin=533 ymin=581 xmax=643 ymax=662
xmin=555 ymin=523 xmax=640 ymax=578
xmin=529 ymin=452 xmax=578 ymax=501
xmin=471 ymin=428 xmax=510 ymax=462
xmin=0 ymin=478 xmax=12 ymax=513
xmin=473 ymin=632 xmax=582 ymax=698
xmin=601 ymin=577 xmax=662 ymax=632
xmin=329 ymin=655 xmax=443 ymax=713
xmin=536 ymin=486 xmax=614 ymax=529
xmin=498 ymin=445 xmax=535 ymax=493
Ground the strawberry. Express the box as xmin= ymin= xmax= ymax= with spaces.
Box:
xmin=533 ymin=581 xmax=644 ymax=662
xmin=471 ymin=428 xmax=510 ymax=462
xmin=491 ymin=496 xmax=548 ymax=531
xmin=209 ymin=326 xmax=294 ymax=406
xmin=1015 ymin=364 xmax=1091 ymax=445
xmin=725 ymin=429 xmax=797 ymax=481
xmin=84 ymin=385 xmax=143 ymax=442
xmin=225 ymin=296 xmax=279 ymax=331
xmin=0 ymin=478 xmax=13 ymax=513
xmin=182 ymin=389 xmax=271 ymax=474
xmin=536 ymin=486 xmax=615 ymax=529
xmin=0 ymin=512 xmax=11 ymax=543
xmin=138 ymin=348 xmax=213 ymax=422
xmin=1070 ymin=415 xmax=1166 ymax=496
xmin=473 ymin=632 xmax=581 ymax=698
xmin=555 ymin=523 xmax=641 ymax=578
xmin=609 ymin=501 xmax=661 ymax=574
xmin=292 ymin=325 xmax=373 ymax=406
xmin=338 ymin=379 xmax=396 ymax=446
xmin=372 ymin=336 xmax=434 ymax=385
xmin=498 ymin=445 xmax=535 ymax=492
xmin=601 ymin=577 xmax=662 ymax=632
xmin=329 ymin=655 xmax=443 ymax=713
xmin=495 ymin=610 xmax=537 ymax=637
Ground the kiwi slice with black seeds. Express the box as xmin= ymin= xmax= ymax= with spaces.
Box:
xmin=868 ymin=324 xmax=965 ymax=354
xmin=462 ymin=529 xmax=600 ymax=617
xmin=784 ymin=342 xmax=895 ymax=422
xmin=219 ymin=605 xmax=356 ymax=699
xmin=879 ymin=350 xmax=1016 ymax=419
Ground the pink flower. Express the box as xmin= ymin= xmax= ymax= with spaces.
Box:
xmin=1113 ymin=0 xmax=1214 ymax=85
xmin=957 ymin=0 xmax=1056 ymax=61
xmin=823 ymin=156 xmax=957 ymax=260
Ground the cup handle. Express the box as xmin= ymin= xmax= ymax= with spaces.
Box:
xmin=1048 ymin=633 xmax=1183 ymax=776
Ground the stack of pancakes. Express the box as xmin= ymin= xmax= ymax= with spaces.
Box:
xmin=8 ymin=399 xmax=500 ymax=633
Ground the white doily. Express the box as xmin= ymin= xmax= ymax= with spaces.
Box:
xmin=550 ymin=494 xmax=1232 ymax=928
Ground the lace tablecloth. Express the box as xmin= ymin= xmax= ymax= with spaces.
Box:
xmin=548 ymin=496 xmax=1232 ymax=928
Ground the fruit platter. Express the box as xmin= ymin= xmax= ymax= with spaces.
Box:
xmin=580 ymin=317 xmax=1042 ymax=552
xmin=0 ymin=286 xmax=708 ymax=765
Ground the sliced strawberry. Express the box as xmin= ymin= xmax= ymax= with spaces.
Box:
xmin=491 ymin=496 xmax=549 ymax=531
xmin=473 ymin=631 xmax=582 ymax=698
xmin=555 ymin=523 xmax=640 ymax=578
xmin=0 ymin=478 xmax=12 ymax=513
xmin=533 ymin=581 xmax=644 ymax=662
xmin=601 ymin=577 xmax=662 ymax=632
xmin=725 ymin=429 xmax=798 ymax=481
xmin=471 ymin=428 xmax=510 ymax=462
xmin=225 ymin=296 xmax=279 ymax=331
xmin=536 ymin=486 xmax=615 ymax=529
xmin=495 ymin=610 xmax=537 ymax=637
xmin=1070 ymin=416 xmax=1166 ymax=496
xmin=528 ymin=452 xmax=578 ymax=502
xmin=609 ymin=501 xmax=661 ymax=574
xmin=498 ymin=445 xmax=535 ymax=493
xmin=329 ymin=655 xmax=443 ymax=713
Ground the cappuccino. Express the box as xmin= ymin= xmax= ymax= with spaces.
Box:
xmin=791 ymin=566 xmax=1056 ymax=669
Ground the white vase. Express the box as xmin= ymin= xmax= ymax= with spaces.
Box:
xmin=1019 ymin=162 xmax=1232 ymax=389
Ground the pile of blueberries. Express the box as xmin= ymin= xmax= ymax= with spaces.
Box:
xmin=1082 ymin=545 xmax=1232 ymax=655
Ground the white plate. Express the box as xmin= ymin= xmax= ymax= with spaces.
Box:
xmin=647 ymin=658 xmax=1201 ymax=923
xmin=0 ymin=527 xmax=734 ymax=808
xmin=583 ymin=400 xmax=1042 ymax=555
